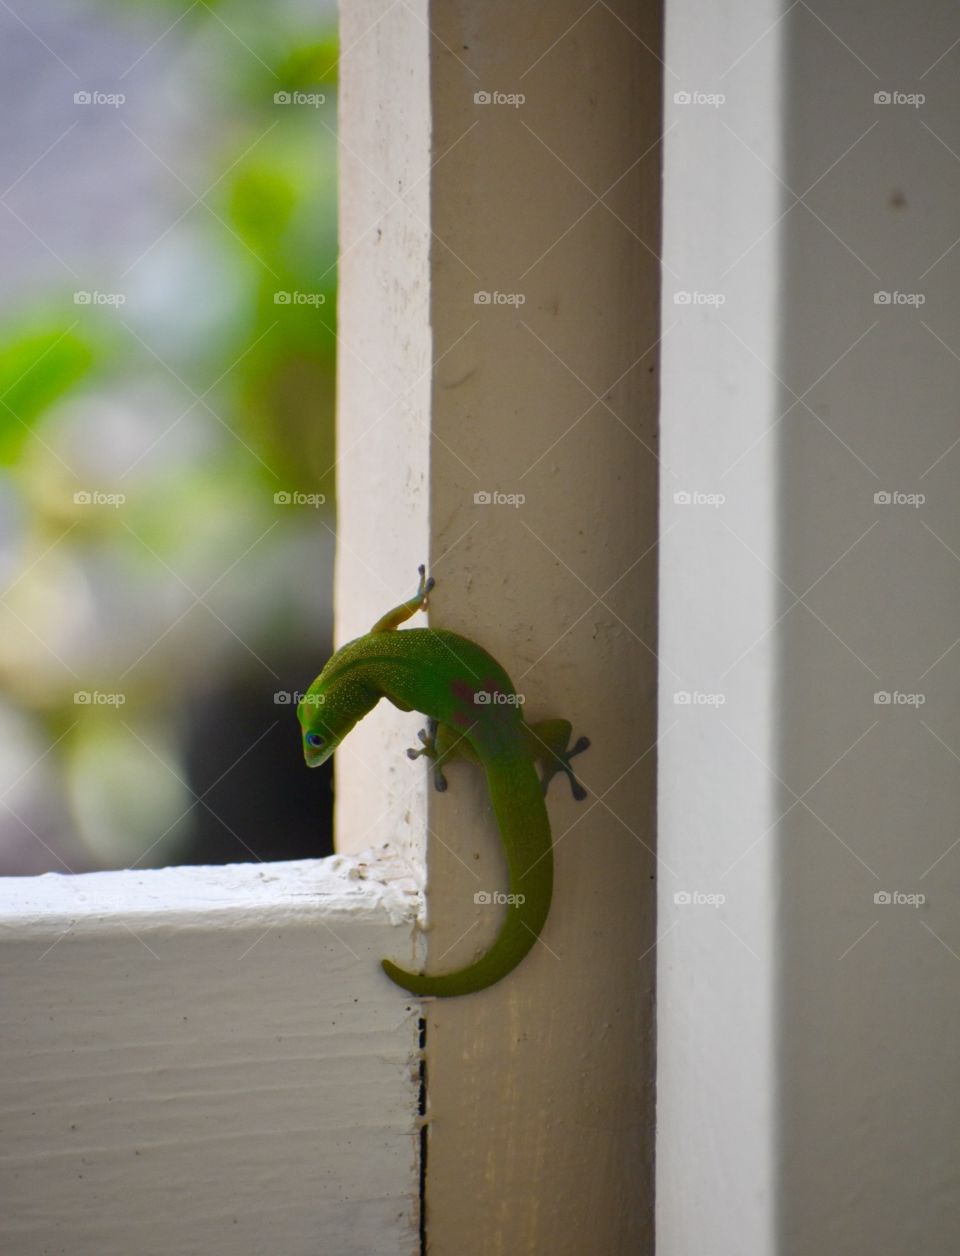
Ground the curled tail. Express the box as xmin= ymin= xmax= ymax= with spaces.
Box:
xmin=382 ymin=755 xmax=553 ymax=997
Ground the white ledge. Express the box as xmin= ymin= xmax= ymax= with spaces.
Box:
xmin=0 ymin=846 xmax=423 ymax=1256
xmin=0 ymin=847 xmax=422 ymax=934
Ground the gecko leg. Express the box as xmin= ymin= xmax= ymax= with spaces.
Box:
xmin=528 ymin=719 xmax=590 ymax=801
xmin=371 ymin=564 xmax=435 ymax=633
xmin=405 ymin=718 xmax=449 ymax=792
xmin=406 ymin=717 xmax=480 ymax=792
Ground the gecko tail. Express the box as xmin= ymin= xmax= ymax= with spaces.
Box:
xmin=381 ymin=754 xmax=553 ymax=997
xmin=380 ymin=908 xmax=543 ymax=997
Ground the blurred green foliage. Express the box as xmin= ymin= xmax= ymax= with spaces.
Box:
xmin=0 ymin=327 xmax=94 ymax=464
xmin=0 ymin=0 xmax=339 ymax=873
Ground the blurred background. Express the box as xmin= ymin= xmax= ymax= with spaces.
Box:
xmin=0 ymin=0 xmax=338 ymax=874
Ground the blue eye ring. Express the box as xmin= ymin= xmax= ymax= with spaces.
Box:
xmin=306 ymin=732 xmax=325 ymax=749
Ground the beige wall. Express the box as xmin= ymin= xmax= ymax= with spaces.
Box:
xmin=425 ymin=2 xmax=661 ymax=1251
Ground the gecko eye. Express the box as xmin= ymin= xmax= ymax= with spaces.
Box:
xmin=306 ymin=732 xmax=325 ymax=749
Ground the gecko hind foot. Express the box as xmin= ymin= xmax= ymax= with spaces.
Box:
xmin=538 ymin=727 xmax=591 ymax=802
xmin=564 ymin=735 xmax=590 ymax=800
xmin=555 ymin=769 xmax=588 ymax=802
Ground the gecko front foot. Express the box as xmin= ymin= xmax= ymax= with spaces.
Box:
xmin=405 ymin=719 xmax=449 ymax=792
xmin=416 ymin=563 xmax=435 ymax=606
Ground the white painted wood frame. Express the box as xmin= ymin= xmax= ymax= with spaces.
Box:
xmin=337 ymin=1 xmax=661 ymax=1252
xmin=658 ymin=2 xmax=960 ymax=1254
xmin=0 ymin=857 xmax=422 ymax=1255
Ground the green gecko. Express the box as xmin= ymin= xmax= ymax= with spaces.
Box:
xmin=297 ymin=566 xmax=589 ymax=997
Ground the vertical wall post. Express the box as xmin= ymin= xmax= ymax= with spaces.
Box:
xmin=339 ymin=2 xmax=663 ymax=1250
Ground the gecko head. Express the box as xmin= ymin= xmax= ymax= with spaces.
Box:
xmin=297 ymin=685 xmax=356 ymax=768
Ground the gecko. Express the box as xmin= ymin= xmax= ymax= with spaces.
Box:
xmin=297 ymin=566 xmax=589 ymax=997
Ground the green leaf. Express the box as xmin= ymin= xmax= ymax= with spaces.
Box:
xmin=0 ymin=327 xmax=93 ymax=464
xmin=277 ymin=38 xmax=339 ymax=89
xmin=228 ymin=166 xmax=298 ymax=251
